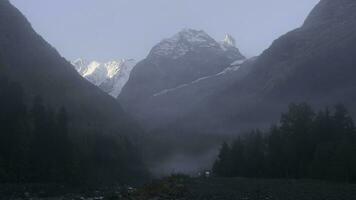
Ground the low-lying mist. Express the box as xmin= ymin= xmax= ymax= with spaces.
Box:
xmin=150 ymin=148 xmax=219 ymax=177
xmin=141 ymin=133 xmax=234 ymax=177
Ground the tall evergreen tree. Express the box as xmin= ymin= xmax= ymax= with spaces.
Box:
xmin=230 ymin=137 xmax=245 ymax=177
xmin=279 ymin=103 xmax=315 ymax=178
xmin=266 ymin=125 xmax=287 ymax=177
xmin=29 ymin=96 xmax=55 ymax=181
xmin=52 ymin=107 xmax=73 ymax=182
xmin=243 ymin=130 xmax=265 ymax=177
xmin=213 ymin=142 xmax=232 ymax=177
xmin=0 ymin=78 xmax=28 ymax=182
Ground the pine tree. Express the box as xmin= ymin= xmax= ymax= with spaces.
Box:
xmin=266 ymin=125 xmax=287 ymax=178
xmin=243 ymin=130 xmax=265 ymax=177
xmin=29 ymin=96 xmax=53 ymax=182
xmin=49 ymin=107 xmax=73 ymax=182
xmin=279 ymin=103 xmax=314 ymax=178
xmin=213 ymin=142 xmax=232 ymax=177
xmin=230 ymin=138 xmax=245 ymax=177
xmin=0 ymin=79 xmax=28 ymax=182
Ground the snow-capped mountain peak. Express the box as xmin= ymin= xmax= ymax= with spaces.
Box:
xmin=105 ymin=60 xmax=122 ymax=78
xmin=223 ymin=34 xmax=236 ymax=47
xmin=83 ymin=61 xmax=101 ymax=76
xmin=72 ymin=58 xmax=89 ymax=74
xmin=150 ymin=29 xmax=224 ymax=59
xmin=173 ymin=29 xmax=216 ymax=44
xmin=72 ymin=59 xmax=136 ymax=97
xmin=149 ymin=29 xmax=244 ymax=61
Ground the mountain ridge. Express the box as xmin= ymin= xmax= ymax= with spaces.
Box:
xmin=168 ymin=0 xmax=356 ymax=134
xmin=119 ymin=29 xmax=246 ymax=130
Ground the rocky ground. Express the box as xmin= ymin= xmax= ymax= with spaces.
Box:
xmin=2 ymin=175 xmax=356 ymax=200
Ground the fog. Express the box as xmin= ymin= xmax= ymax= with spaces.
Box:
xmin=8 ymin=0 xmax=320 ymax=176
xmin=150 ymin=148 xmax=219 ymax=177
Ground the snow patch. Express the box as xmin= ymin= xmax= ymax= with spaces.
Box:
xmin=223 ymin=34 xmax=236 ymax=47
xmin=153 ymin=59 xmax=246 ymax=97
xmin=151 ymin=29 xmax=221 ymax=59
xmin=230 ymin=59 xmax=245 ymax=66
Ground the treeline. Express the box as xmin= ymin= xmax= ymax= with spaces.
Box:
xmin=213 ymin=103 xmax=356 ymax=182
xmin=0 ymin=78 xmax=147 ymax=185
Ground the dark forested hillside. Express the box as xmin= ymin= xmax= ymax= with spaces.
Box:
xmin=0 ymin=0 xmax=137 ymax=135
xmin=0 ymin=0 xmax=147 ymax=184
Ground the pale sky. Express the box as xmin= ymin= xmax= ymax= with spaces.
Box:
xmin=10 ymin=0 xmax=319 ymax=61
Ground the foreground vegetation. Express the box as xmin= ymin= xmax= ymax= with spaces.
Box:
xmin=213 ymin=103 xmax=356 ymax=182
xmin=2 ymin=175 xmax=356 ymax=199
xmin=0 ymin=79 xmax=147 ymax=185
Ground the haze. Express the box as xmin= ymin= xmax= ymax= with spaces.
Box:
xmin=10 ymin=0 xmax=319 ymax=61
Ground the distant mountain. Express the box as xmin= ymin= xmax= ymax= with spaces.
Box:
xmin=72 ymin=59 xmax=136 ymax=97
xmin=170 ymin=0 xmax=356 ymax=134
xmin=0 ymin=0 xmax=139 ymax=135
xmin=119 ymin=29 xmax=246 ymax=130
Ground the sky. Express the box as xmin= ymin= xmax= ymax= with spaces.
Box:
xmin=10 ymin=0 xmax=319 ymax=62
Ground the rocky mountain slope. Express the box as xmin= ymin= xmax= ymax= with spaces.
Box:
xmin=173 ymin=0 xmax=356 ymax=134
xmin=72 ymin=59 xmax=136 ymax=97
xmin=119 ymin=29 xmax=246 ymax=130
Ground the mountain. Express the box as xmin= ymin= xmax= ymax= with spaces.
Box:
xmin=0 ymin=1 xmax=150 ymax=184
xmin=0 ymin=0 xmax=138 ymax=135
xmin=72 ymin=59 xmax=136 ymax=97
xmin=171 ymin=0 xmax=356 ymax=134
xmin=119 ymin=29 xmax=246 ymax=130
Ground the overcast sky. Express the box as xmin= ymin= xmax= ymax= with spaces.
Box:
xmin=10 ymin=0 xmax=319 ymax=61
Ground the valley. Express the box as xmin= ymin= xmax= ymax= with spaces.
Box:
xmin=1 ymin=0 xmax=356 ymax=199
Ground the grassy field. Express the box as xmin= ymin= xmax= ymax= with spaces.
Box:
xmin=127 ymin=175 xmax=356 ymax=200
xmin=188 ymin=178 xmax=356 ymax=200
